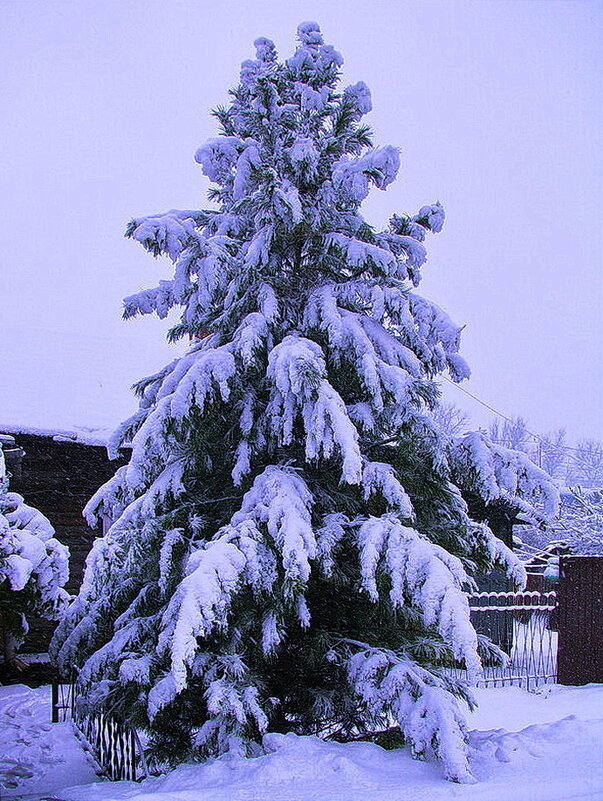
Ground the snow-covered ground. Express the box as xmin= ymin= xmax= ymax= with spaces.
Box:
xmin=0 ymin=685 xmax=603 ymax=801
xmin=0 ymin=683 xmax=97 ymax=797
xmin=1 ymin=682 xmax=601 ymax=801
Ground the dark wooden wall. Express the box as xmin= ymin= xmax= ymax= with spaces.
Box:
xmin=4 ymin=433 xmax=128 ymax=651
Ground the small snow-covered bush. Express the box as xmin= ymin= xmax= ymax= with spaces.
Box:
xmin=0 ymin=450 xmax=69 ymax=661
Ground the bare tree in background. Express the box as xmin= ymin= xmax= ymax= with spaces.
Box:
xmin=487 ymin=413 xmax=603 ymax=489
xmin=432 ymin=401 xmax=470 ymax=440
xmin=539 ymin=429 xmax=567 ymax=482
xmin=570 ymin=439 xmax=603 ymax=488
xmin=556 ymin=488 xmax=603 ymax=554
xmin=489 ymin=416 xmax=533 ymax=455
xmin=519 ymin=487 xmax=603 ymax=555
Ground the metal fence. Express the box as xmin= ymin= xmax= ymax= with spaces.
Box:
xmin=51 ymin=671 xmax=147 ymax=782
xmin=51 ymin=672 xmax=75 ymax=723
xmin=74 ymin=712 xmax=143 ymax=782
xmin=466 ymin=590 xmax=558 ymax=690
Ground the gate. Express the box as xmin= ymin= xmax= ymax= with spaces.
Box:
xmin=466 ymin=590 xmax=558 ymax=690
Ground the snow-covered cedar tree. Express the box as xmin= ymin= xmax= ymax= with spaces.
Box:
xmin=0 ymin=450 xmax=69 ymax=663
xmin=51 ymin=24 xmax=556 ymax=782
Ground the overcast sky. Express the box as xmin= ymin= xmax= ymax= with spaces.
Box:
xmin=0 ymin=0 xmax=601 ymax=441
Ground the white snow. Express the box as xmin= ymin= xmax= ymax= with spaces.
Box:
xmin=450 ymin=431 xmax=560 ymax=526
xmin=354 ymin=517 xmax=481 ymax=682
xmin=343 ymin=81 xmax=372 ymax=117
xmin=0 ymin=422 xmax=113 ymax=447
xmin=0 ymin=682 xmax=601 ymax=800
xmin=332 ymin=147 xmax=400 ymax=204
xmin=1 ymin=450 xmax=70 ymax=646
xmin=266 ymin=336 xmax=363 ymax=483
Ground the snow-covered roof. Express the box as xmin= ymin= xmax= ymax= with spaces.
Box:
xmin=0 ymin=423 xmax=112 ymax=447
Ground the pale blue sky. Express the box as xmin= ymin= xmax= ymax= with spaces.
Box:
xmin=0 ymin=0 xmax=601 ymax=440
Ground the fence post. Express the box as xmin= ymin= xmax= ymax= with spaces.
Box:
xmin=51 ymin=680 xmax=59 ymax=723
xmin=557 ymin=555 xmax=603 ymax=685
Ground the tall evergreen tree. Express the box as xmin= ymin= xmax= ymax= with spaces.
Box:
xmin=52 ymin=24 xmax=555 ymax=781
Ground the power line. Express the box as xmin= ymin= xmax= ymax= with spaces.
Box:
xmin=442 ymin=377 xmax=599 ymax=457
xmin=443 ymin=377 xmax=523 ymax=429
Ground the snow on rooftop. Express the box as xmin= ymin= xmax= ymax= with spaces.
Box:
xmin=0 ymin=422 xmax=113 ymax=447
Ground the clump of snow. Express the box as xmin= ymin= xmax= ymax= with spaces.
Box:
xmin=450 ymin=431 xmax=560 ymax=527
xmin=195 ymin=136 xmax=243 ymax=183
xmin=333 ymin=146 xmax=400 ymax=204
xmin=355 ymin=517 xmax=481 ymax=679
xmin=266 ymin=336 xmax=363 ymax=484
xmin=287 ymin=21 xmax=343 ymax=81
xmin=343 ymin=81 xmax=372 ymax=117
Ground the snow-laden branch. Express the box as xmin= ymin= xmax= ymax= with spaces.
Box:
xmin=450 ymin=431 xmax=559 ymax=525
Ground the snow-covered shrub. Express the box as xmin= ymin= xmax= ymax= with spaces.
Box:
xmin=0 ymin=451 xmax=69 ymax=661
xmin=51 ymin=23 xmax=553 ymax=781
